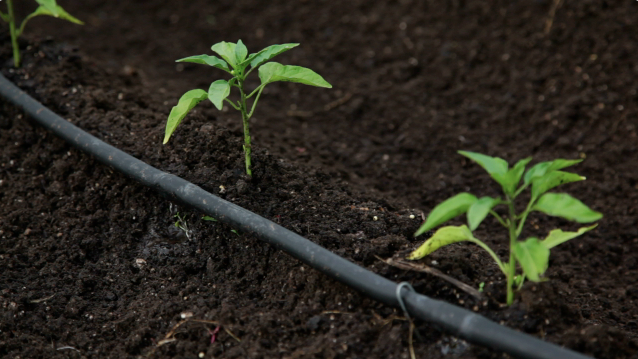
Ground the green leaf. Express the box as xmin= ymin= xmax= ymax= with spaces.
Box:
xmin=499 ymin=157 xmax=532 ymax=195
xmin=533 ymin=193 xmax=602 ymax=223
xmin=408 ymin=225 xmax=473 ymax=260
xmin=163 ymin=89 xmax=208 ymax=144
xmin=202 ymin=216 xmax=217 ymax=222
xmin=541 ymin=225 xmax=597 ymax=249
xmin=23 ymin=5 xmax=83 ymax=27
xmin=458 ymin=151 xmax=509 ymax=176
xmin=513 ymin=237 xmax=550 ymax=282
xmin=208 ymin=80 xmax=231 ymax=111
xmin=245 ymin=43 xmax=299 ymax=69
xmin=458 ymin=151 xmax=515 ymax=191
xmin=258 ymin=62 xmax=332 ymax=88
xmin=211 ymin=41 xmax=239 ymax=69
xmin=234 ymin=39 xmax=248 ymax=65
xmin=524 ymin=159 xmax=583 ymax=186
xmin=176 ymin=54 xmax=230 ymax=72
xmin=414 ymin=193 xmax=477 ymax=236
xmin=35 ymin=0 xmax=59 ymax=16
xmin=531 ymin=171 xmax=585 ymax=201
xmin=467 ymin=196 xmax=500 ymax=231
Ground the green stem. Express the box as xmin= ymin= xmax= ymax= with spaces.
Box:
xmin=18 ymin=15 xmax=32 ymax=37
xmin=489 ymin=210 xmax=509 ymax=229
xmin=506 ymin=197 xmax=517 ymax=305
xmin=224 ymin=98 xmax=241 ymax=111
xmin=513 ymin=183 xmax=529 ymax=198
xmin=515 ymin=200 xmax=534 ymax=237
xmin=247 ymin=84 xmax=264 ymax=99
xmin=468 ymin=237 xmax=506 ymax=274
xmin=247 ymin=86 xmax=264 ymax=118
xmin=7 ymin=0 xmax=20 ymax=67
xmin=237 ymin=78 xmax=252 ymax=176
xmin=244 ymin=66 xmax=256 ymax=78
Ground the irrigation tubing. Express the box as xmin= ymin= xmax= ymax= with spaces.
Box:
xmin=0 ymin=74 xmax=593 ymax=359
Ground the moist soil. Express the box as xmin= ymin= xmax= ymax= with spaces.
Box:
xmin=1 ymin=1 xmax=638 ymax=358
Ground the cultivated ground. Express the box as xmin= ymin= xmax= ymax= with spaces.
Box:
xmin=1 ymin=1 xmax=637 ymax=358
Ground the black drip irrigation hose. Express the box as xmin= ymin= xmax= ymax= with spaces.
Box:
xmin=0 ymin=74 xmax=593 ymax=359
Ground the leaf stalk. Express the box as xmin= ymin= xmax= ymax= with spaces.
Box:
xmin=7 ymin=0 xmax=20 ymax=67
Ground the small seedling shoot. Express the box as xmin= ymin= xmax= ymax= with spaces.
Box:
xmin=163 ymin=40 xmax=332 ymax=176
xmin=173 ymin=212 xmax=191 ymax=240
xmin=0 ymin=0 xmax=83 ymax=67
xmin=408 ymin=151 xmax=602 ymax=305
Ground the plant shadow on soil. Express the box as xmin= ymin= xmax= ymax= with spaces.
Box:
xmin=1 ymin=1 xmax=638 ymax=358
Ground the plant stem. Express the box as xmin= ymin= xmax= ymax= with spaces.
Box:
xmin=7 ymin=0 xmax=20 ymax=68
xmin=224 ymin=98 xmax=241 ymax=111
xmin=506 ymin=197 xmax=517 ymax=305
xmin=515 ymin=200 xmax=534 ymax=237
xmin=248 ymin=86 xmax=264 ymax=118
xmin=237 ymin=78 xmax=252 ymax=176
xmin=468 ymin=237 xmax=506 ymax=274
xmin=489 ymin=210 xmax=508 ymax=229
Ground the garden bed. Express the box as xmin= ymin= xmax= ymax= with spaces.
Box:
xmin=1 ymin=0 xmax=637 ymax=358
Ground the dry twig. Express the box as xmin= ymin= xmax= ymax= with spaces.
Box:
xmin=146 ymin=319 xmax=240 ymax=357
xmin=544 ymin=0 xmax=563 ymax=35
xmin=377 ymin=256 xmax=482 ymax=299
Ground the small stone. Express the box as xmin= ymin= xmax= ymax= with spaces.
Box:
xmin=24 ymin=228 xmax=31 ymax=235
xmin=104 ymin=291 xmax=117 ymax=301
xmin=199 ymin=124 xmax=215 ymax=133
xmin=134 ymin=258 xmax=146 ymax=269
xmin=236 ymin=180 xmax=248 ymax=194
xmin=307 ymin=316 xmax=323 ymax=330
xmin=409 ymin=214 xmax=415 ymax=219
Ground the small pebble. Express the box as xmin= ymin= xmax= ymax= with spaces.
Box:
xmin=409 ymin=214 xmax=415 ymax=219
xmin=134 ymin=258 xmax=146 ymax=268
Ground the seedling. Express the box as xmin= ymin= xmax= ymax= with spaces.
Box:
xmin=409 ymin=151 xmax=602 ymax=305
xmin=0 ymin=0 xmax=83 ymax=67
xmin=163 ymin=40 xmax=332 ymax=176
xmin=174 ymin=212 xmax=191 ymax=240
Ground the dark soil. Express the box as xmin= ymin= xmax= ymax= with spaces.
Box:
xmin=1 ymin=0 xmax=638 ymax=358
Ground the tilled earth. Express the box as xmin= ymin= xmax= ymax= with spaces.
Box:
xmin=1 ymin=1 xmax=638 ymax=358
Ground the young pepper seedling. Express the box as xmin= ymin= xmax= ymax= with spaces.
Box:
xmin=408 ymin=151 xmax=602 ymax=305
xmin=0 ymin=0 xmax=83 ymax=67
xmin=163 ymin=40 xmax=332 ymax=176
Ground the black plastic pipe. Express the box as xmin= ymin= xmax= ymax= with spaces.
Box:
xmin=0 ymin=73 xmax=593 ymax=359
